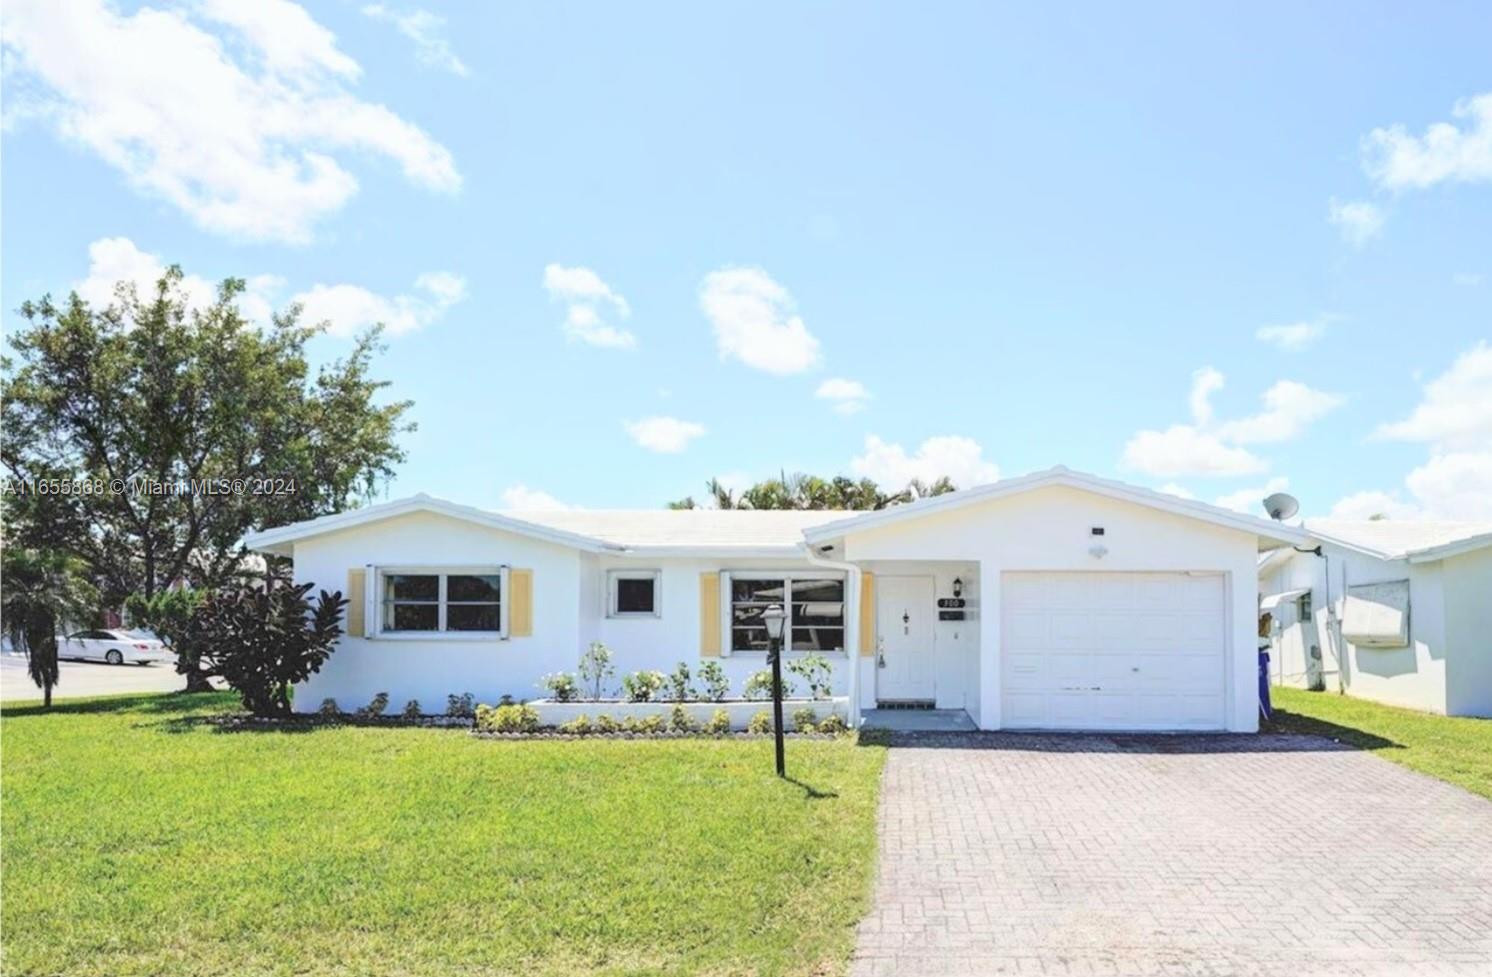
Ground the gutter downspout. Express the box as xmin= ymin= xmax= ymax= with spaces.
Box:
xmin=805 ymin=542 xmax=862 ymax=730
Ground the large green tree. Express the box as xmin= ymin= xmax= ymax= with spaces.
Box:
xmin=1 ymin=543 xmax=99 ymax=708
xmin=668 ymin=472 xmax=957 ymax=510
xmin=2 ymin=266 xmax=412 ymax=620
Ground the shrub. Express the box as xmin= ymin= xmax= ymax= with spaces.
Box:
xmin=579 ymin=641 xmax=614 ymax=700
xmin=595 ymin=713 xmax=621 ymax=734
xmin=540 ymin=671 xmax=579 ymax=702
xmin=668 ymin=662 xmax=693 ymax=702
xmin=621 ymin=669 xmax=667 ymax=702
xmin=704 ymin=707 xmax=731 ymax=735
xmin=634 ymin=714 xmax=666 ymax=735
xmin=746 ymin=711 xmax=773 ymax=734
xmin=558 ymin=714 xmax=593 ymax=735
xmin=815 ymin=713 xmax=849 ymax=735
xmin=788 ymin=653 xmax=833 ymax=700
xmin=696 ymin=660 xmax=729 ymax=702
xmin=401 ymin=699 xmax=422 ymax=719
xmin=357 ymin=692 xmax=390 ymax=718
xmin=475 ymin=703 xmax=539 ymax=733
xmin=669 ymin=704 xmax=697 ymax=733
xmin=792 ymin=707 xmax=818 ymax=733
xmin=193 ymin=583 xmax=347 ymax=717
xmin=743 ymin=669 xmax=793 ymax=701
xmin=317 ymin=697 xmax=340 ymax=718
xmin=446 ymin=693 xmax=475 ymax=718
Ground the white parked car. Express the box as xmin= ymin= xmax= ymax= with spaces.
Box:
xmin=59 ymin=629 xmax=174 ymax=666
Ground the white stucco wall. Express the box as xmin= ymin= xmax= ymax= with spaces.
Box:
xmin=840 ymin=485 xmax=1263 ymax=732
xmin=1443 ymin=546 xmax=1492 ymax=718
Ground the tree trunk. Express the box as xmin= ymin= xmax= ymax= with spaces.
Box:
xmin=44 ymin=682 xmax=52 ymax=709
xmin=182 ymin=669 xmax=214 ymax=693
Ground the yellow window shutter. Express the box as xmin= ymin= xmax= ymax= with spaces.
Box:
xmin=345 ymin=568 xmax=366 ymax=637
xmin=699 ymin=573 xmax=721 ymax=657
xmin=858 ymin=571 xmax=876 ymax=656
xmin=509 ymin=569 xmax=533 ymax=637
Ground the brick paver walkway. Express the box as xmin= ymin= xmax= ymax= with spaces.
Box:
xmin=851 ymin=733 xmax=1492 ymax=976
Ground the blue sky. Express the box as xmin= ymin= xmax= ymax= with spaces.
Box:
xmin=3 ymin=1 xmax=1489 ymax=519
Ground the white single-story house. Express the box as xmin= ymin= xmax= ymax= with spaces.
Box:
xmin=1259 ymin=519 xmax=1492 ymax=717
xmin=244 ymin=466 xmax=1308 ymax=732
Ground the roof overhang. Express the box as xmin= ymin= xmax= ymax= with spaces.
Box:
xmin=243 ymin=495 xmax=619 ymax=557
xmin=1260 ymin=587 xmax=1310 ymax=611
xmin=801 ymin=466 xmax=1310 ymax=550
xmin=1406 ymin=531 xmax=1492 ymax=564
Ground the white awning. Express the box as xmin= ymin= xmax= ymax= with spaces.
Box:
xmin=1259 ymin=588 xmax=1309 ymax=612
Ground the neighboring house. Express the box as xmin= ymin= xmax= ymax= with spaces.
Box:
xmin=1259 ymin=520 xmax=1492 ymax=717
xmin=244 ymin=466 xmax=1306 ymax=732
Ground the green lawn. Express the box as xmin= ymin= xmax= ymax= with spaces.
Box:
xmin=1 ymin=693 xmax=886 ymax=977
xmin=1267 ymin=686 xmax=1492 ymax=801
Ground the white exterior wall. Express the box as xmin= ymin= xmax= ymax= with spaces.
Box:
xmin=289 ymin=511 xmax=584 ymax=713
xmin=840 ymin=485 xmax=1262 ymax=732
xmin=853 ymin=561 xmax=980 ymax=717
xmin=286 ymin=518 xmax=851 ymax=712
xmin=1442 ymin=547 xmax=1492 ymax=718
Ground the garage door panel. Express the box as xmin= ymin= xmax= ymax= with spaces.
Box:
xmin=1002 ymin=572 xmax=1226 ymax=731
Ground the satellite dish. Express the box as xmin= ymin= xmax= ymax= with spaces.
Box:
xmin=1262 ymin=492 xmax=1299 ymax=522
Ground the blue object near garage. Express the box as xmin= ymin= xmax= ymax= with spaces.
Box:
xmin=1258 ymin=648 xmax=1272 ymax=722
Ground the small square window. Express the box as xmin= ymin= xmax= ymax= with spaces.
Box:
xmin=609 ymin=571 xmax=660 ymax=617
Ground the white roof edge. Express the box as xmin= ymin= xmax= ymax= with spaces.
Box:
xmin=800 ymin=466 xmax=1311 ymax=546
xmin=243 ymin=495 xmax=616 ymax=555
xmin=1304 ymin=528 xmax=1403 ymax=562
xmin=1407 ymin=531 xmax=1492 ymax=564
xmin=607 ymin=545 xmax=811 ymax=559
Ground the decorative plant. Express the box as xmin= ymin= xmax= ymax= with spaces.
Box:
xmin=746 ymin=711 xmax=773 ymax=734
xmin=696 ymin=660 xmax=729 ymax=702
xmin=401 ymin=699 xmax=422 ymax=719
xmin=621 ymin=669 xmax=667 ymax=702
xmin=743 ymin=669 xmax=793 ymax=701
xmin=787 ymin=653 xmax=833 ymax=700
xmin=540 ymin=671 xmax=579 ymax=702
xmin=668 ymin=662 xmax=693 ymax=702
xmin=578 ymin=641 xmax=615 ymax=700
xmin=559 ymin=714 xmax=593 ymax=735
xmin=792 ymin=707 xmax=818 ymax=733
xmin=476 ymin=703 xmax=539 ymax=733
xmin=704 ymin=708 xmax=731 ymax=735
xmin=317 ymin=698 xmax=341 ymax=718
xmin=669 ymin=704 xmax=697 ymax=733
xmin=595 ymin=714 xmax=621 ymax=734
xmin=357 ymin=692 xmax=390 ymax=718
xmin=446 ymin=692 xmax=476 ymax=718
xmin=193 ymin=583 xmax=347 ymax=717
xmin=816 ymin=713 xmax=849 ymax=735
xmin=633 ymin=714 xmax=666 ymax=734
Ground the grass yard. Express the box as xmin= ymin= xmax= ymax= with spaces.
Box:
xmin=1 ymin=693 xmax=887 ymax=977
xmin=1268 ymin=686 xmax=1492 ymax=801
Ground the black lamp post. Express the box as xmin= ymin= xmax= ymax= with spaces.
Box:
xmin=763 ymin=603 xmax=787 ymax=778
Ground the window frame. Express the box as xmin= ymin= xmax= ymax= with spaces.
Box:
xmin=720 ymin=570 xmax=847 ymax=657
xmin=607 ymin=569 xmax=662 ymax=619
xmin=372 ymin=565 xmax=508 ymax=640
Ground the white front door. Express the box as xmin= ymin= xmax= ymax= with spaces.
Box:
xmin=876 ymin=575 xmax=936 ymax=702
xmin=1001 ymin=571 xmax=1226 ymax=731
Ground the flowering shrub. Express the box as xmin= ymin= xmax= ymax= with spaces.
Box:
xmin=743 ymin=669 xmax=793 ymax=701
xmin=704 ymin=708 xmax=731 ymax=735
xmin=746 ymin=711 xmax=773 ymax=734
xmin=475 ymin=703 xmax=539 ymax=733
xmin=792 ymin=707 xmax=818 ymax=733
xmin=540 ymin=672 xmax=579 ymax=702
xmin=621 ymin=670 xmax=667 ymax=702
xmin=787 ymin=653 xmax=833 ymax=700
xmin=594 ymin=714 xmax=621 ymax=734
xmin=558 ymin=714 xmax=593 ymax=735
xmin=668 ymin=662 xmax=693 ymax=701
xmin=815 ymin=713 xmax=850 ymax=735
xmin=669 ymin=704 xmax=697 ymax=733
xmin=696 ymin=660 xmax=729 ymax=701
xmin=579 ymin=641 xmax=614 ymax=700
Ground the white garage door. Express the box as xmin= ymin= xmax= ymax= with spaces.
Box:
xmin=1001 ymin=572 xmax=1226 ymax=731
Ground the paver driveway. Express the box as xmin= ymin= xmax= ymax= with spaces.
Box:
xmin=852 ymin=732 xmax=1492 ymax=977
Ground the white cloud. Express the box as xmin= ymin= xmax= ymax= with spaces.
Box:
xmin=293 ymin=272 xmax=466 ymax=337
xmin=361 ymin=4 xmax=468 ymax=77
xmin=1214 ymin=477 xmax=1289 ymax=516
xmin=1328 ymin=198 xmax=1384 ymax=247
xmin=850 ymin=435 xmax=999 ymax=490
xmin=0 ymin=0 xmax=459 ymax=244
xmin=543 ymin=264 xmax=635 ymax=349
xmin=74 ymin=236 xmax=283 ymax=326
xmin=1363 ymin=92 xmax=1492 ymax=190
xmin=698 ymin=267 xmax=821 ymax=375
xmin=1256 ymin=317 xmax=1330 ymax=351
xmin=1374 ymin=342 xmax=1492 ymax=449
xmin=500 ymin=485 xmax=573 ymax=510
xmin=1328 ymin=490 xmax=1422 ymax=521
xmin=815 ymin=378 xmax=870 ymax=415
xmin=1216 ymin=381 xmax=1345 ymax=444
xmin=1122 ymin=368 xmax=1339 ymax=478
xmin=625 ymin=416 xmax=705 ymax=454
xmin=1403 ymin=452 xmax=1492 ymax=520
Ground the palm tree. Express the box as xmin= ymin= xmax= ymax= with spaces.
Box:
xmin=1 ymin=545 xmax=99 ymax=709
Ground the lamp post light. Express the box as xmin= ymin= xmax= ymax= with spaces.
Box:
xmin=762 ymin=603 xmax=787 ymax=778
